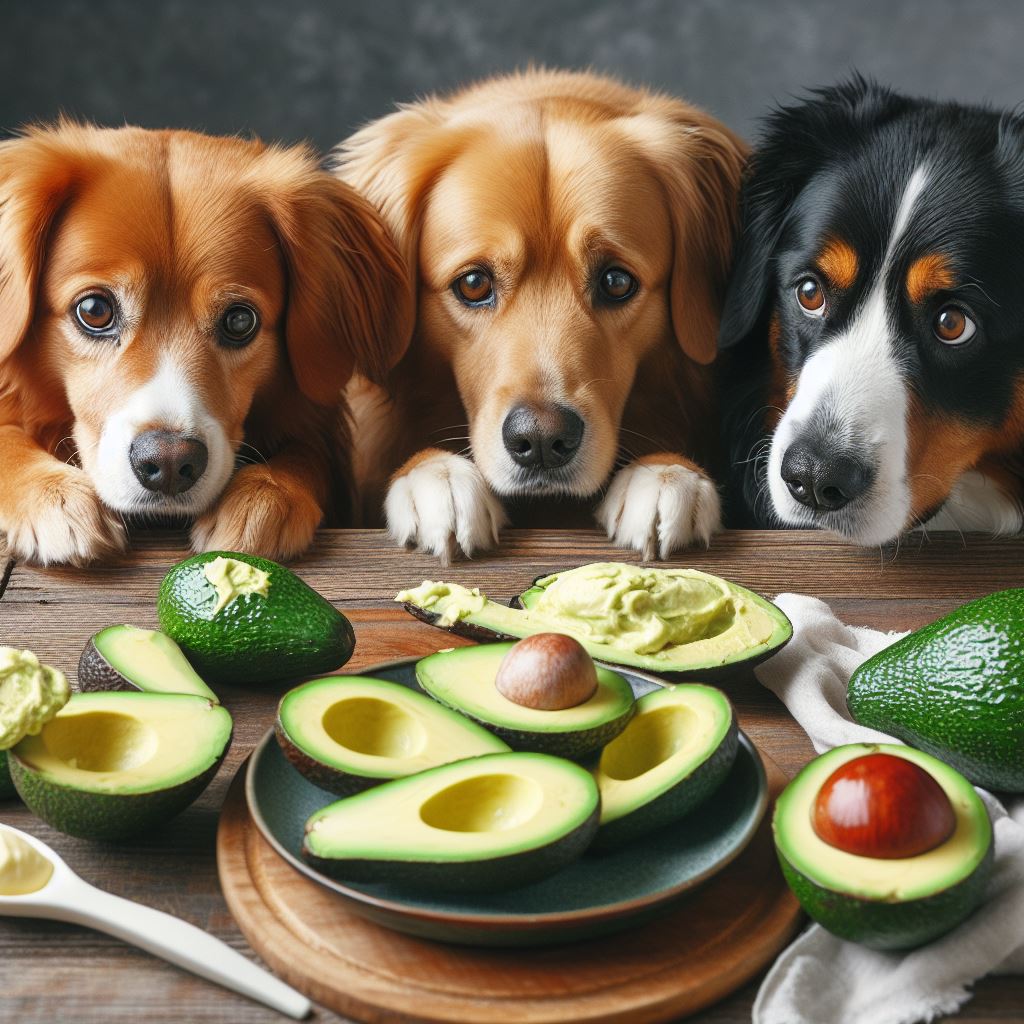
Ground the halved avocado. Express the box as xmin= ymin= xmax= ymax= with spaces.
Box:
xmin=303 ymin=751 xmax=600 ymax=892
xmin=275 ymin=675 xmax=510 ymax=795
xmin=9 ymin=691 xmax=233 ymax=841
xmin=774 ymin=743 xmax=993 ymax=950
xmin=415 ymin=644 xmax=635 ymax=760
xmin=399 ymin=562 xmax=791 ymax=680
xmin=592 ymin=684 xmax=738 ymax=849
xmin=79 ymin=625 xmax=218 ymax=701
xmin=0 ymin=752 xmax=14 ymax=799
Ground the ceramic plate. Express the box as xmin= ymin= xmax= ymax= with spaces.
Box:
xmin=245 ymin=656 xmax=768 ymax=946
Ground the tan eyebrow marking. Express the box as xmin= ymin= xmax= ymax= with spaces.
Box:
xmin=817 ymin=238 xmax=859 ymax=289
xmin=906 ymin=253 xmax=955 ymax=304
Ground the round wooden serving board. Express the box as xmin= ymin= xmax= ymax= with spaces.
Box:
xmin=217 ymin=749 xmax=802 ymax=1024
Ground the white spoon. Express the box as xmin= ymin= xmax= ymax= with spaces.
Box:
xmin=0 ymin=825 xmax=311 ymax=1019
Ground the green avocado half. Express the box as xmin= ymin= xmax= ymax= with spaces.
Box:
xmin=0 ymin=751 xmax=14 ymax=800
xmin=415 ymin=643 xmax=635 ymax=760
xmin=774 ymin=743 xmax=993 ymax=950
xmin=10 ymin=691 xmax=233 ymax=841
xmin=275 ymin=674 xmax=510 ymax=795
xmin=400 ymin=562 xmax=791 ymax=680
xmin=302 ymin=751 xmax=600 ymax=892
xmin=592 ymin=684 xmax=738 ymax=849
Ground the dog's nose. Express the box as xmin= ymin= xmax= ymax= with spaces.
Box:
xmin=129 ymin=430 xmax=208 ymax=496
xmin=780 ymin=440 xmax=873 ymax=512
xmin=502 ymin=404 xmax=584 ymax=470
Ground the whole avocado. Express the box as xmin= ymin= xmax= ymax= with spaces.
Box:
xmin=157 ymin=551 xmax=355 ymax=686
xmin=847 ymin=589 xmax=1024 ymax=791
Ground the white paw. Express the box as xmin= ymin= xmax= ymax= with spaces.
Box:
xmin=385 ymin=452 xmax=507 ymax=563
xmin=596 ymin=462 xmax=721 ymax=560
xmin=922 ymin=470 xmax=1024 ymax=536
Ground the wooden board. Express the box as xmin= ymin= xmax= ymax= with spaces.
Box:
xmin=217 ymin=745 xmax=802 ymax=1024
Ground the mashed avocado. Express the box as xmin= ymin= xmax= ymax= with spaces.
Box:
xmin=203 ymin=556 xmax=271 ymax=616
xmin=0 ymin=827 xmax=53 ymax=895
xmin=0 ymin=647 xmax=70 ymax=751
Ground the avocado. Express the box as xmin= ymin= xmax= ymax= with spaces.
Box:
xmin=303 ymin=751 xmax=600 ymax=892
xmin=0 ymin=752 xmax=14 ymax=799
xmin=275 ymin=675 xmax=510 ymax=795
xmin=774 ymin=743 xmax=993 ymax=950
xmin=847 ymin=590 xmax=1024 ymax=791
xmin=157 ymin=551 xmax=355 ymax=686
xmin=592 ymin=684 xmax=738 ymax=848
xmin=79 ymin=625 xmax=218 ymax=701
xmin=399 ymin=562 xmax=792 ymax=679
xmin=9 ymin=691 xmax=233 ymax=840
xmin=415 ymin=643 xmax=635 ymax=760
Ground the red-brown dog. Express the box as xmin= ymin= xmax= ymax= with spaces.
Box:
xmin=0 ymin=122 xmax=410 ymax=565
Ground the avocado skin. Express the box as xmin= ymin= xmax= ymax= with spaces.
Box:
xmin=303 ymin=803 xmax=601 ymax=893
xmin=274 ymin=717 xmax=378 ymax=797
xmin=157 ymin=552 xmax=355 ymax=686
xmin=847 ymin=589 xmax=1024 ymax=792
xmin=777 ymin=842 xmax=994 ymax=951
xmin=8 ymin=737 xmax=232 ymax=841
xmin=78 ymin=638 xmax=140 ymax=693
xmin=593 ymin=714 xmax=739 ymax=850
xmin=0 ymin=751 xmax=16 ymax=800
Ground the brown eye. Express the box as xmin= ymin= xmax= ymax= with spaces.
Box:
xmin=796 ymin=277 xmax=826 ymax=315
xmin=453 ymin=270 xmax=494 ymax=306
xmin=933 ymin=305 xmax=976 ymax=345
xmin=75 ymin=292 xmax=116 ymax=334
xmin=599 ymin=267 xmax=637 ymax=302
xmin=218 ymin=303 xmax=260 ymax=347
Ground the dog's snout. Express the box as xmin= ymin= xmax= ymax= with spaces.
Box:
xmin=502 ymin=404 xmax=584 ymax=470
xmin=129 ymin=430 xmax=208 ymax=496
xmin=780 ymin=439 xmax=873 ymax=513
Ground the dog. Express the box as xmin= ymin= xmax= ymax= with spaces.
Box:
xmin=721 ymin=77 xmax=1024 ymax=544
xmin=0 ymin=121 xmax=411 ymax=566
xmin=333 ymin=70 xmax=747 ymax=561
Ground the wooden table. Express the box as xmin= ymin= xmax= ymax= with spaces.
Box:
xmin=1 ymin=529 xmax=1022 ymax=1024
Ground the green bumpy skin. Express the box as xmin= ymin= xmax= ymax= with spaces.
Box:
xmin=0 ymin=751 xmax=15 ymax=800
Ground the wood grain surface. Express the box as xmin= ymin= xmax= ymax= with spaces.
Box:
xmin=1 ymin=528 xmax=1022 ymax=1024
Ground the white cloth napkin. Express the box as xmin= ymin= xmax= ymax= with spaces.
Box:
xmin=752 ymin=593 xmax=1024 ymax=1024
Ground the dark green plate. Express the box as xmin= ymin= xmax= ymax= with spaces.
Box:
xmin=245 ymin=656 xmax=768 ymax=947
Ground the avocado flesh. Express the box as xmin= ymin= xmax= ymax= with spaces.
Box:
xmin=415 ymin=643 xmax=635 ymax=759
xmin=774 ymin=743 xmax=993 ymax=950
xmin=303 ymin=751 xmax=600 ymax=892
xmin=400 ymin=563 xmax=791 ymax=678
xmin=9 ymin=691 xmax=233 ymax=840
xmin=593 ymin=684 xmax=738 ymax=848
xmin=847 ymin=589 xmax=1024 ymax=792
xmin=157 ymin=551 xmax=355 ymax=686
xmin=79 ymin=625 xmax=217 ymax=701
xmin=276 ymin=675 xmax=510 ymax=795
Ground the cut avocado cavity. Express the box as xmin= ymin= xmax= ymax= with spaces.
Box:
xmin=415 ymin=643 xmax=635 ymax=759
xmin=276 ymin=675 xmax=510 ymax=795
xmin=593 ymin=684 xmax=738 ymax=848
xmin=303 ymin=751 xmax=600 ymax=892
xmin=10 ymin=691 xmax=232 ymax=840
xmin=399 ymin=562 xmax=791 ymax=678
xmin=79 ymin=626 xmax=217 ymax=701
xmin=774 ymin=743 xmax=993 ymax=950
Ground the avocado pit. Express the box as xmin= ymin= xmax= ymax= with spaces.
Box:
xmin=494 ymin=633 xmax=598 ymax=710
xmin=812 ymin=751 xmax=956 ymax=859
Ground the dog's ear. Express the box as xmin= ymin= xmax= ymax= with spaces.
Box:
xmin=719 ymin=75 xmax=911 ymax=351
xmin=0 ymin=129 xmax=80 ymax=362
xmin=259 ymin=150 xmax=413 ymax=404
xmin=626 ymin=99 xmax=749 ymax=366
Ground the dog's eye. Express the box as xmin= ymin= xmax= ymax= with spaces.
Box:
xmin=218 ymin=303 xmax=260 ymax=347
xmin=75 ymin=293 xmax=116 ymax=334
xmin=933 ymin=305 xmax=976 ymax=345
xmin=452 ymin=271 xmax=494 ymax=307
xmin=599 ymin=268 xmax=637 ymax=302
xmin=796 ymin=277 xmax=826 ymax=316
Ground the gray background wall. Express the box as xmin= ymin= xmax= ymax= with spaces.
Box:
xmin=2 ymin=0 xmax=1024 ymax=151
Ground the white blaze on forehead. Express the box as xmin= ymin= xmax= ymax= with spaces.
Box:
xmin=90 ymin=354 xmax=234 ymax=515
xmin=768 ymin=164 xmax=929 ymax=544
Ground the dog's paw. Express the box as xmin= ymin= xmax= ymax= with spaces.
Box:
xmin=596 ymin=459 xmax=721 ymax=560
xmin=4 ymin=467 xmax=127 ymax=566
xmin=385 ymin=450 xmax=506 ymax=564
xmin=191 ymin=465 xmax=323 ymax=561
